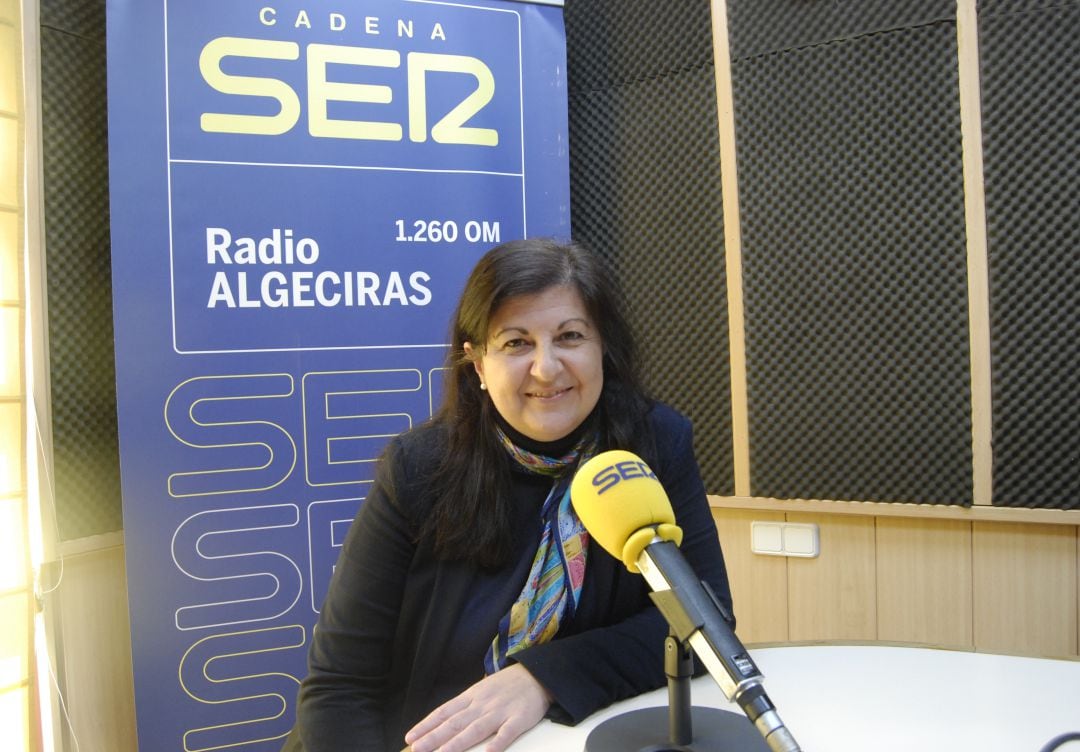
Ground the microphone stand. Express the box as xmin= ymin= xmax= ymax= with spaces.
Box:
xmin=665 ymin=633 xmax=695 ymax=748
xmin=583 ymin=627 xmax=771 ymax=752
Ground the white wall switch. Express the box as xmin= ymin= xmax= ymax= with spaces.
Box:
xmin=782 ymin=523 xmax=819 ymax=558
xmin=750 ymin=521 xmax=784 ymax=554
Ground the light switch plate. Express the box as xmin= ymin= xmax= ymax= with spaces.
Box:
xmin=782 ymin=523 xmax=819 ymax=557
xmin=750 ymin=521 xmax=819 ymax=558
xmin=750 ymin=521 xmax=783 ymax=553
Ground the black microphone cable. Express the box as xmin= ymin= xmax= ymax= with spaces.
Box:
xmin=1040 ymin=732 xmax=1080 ymax=752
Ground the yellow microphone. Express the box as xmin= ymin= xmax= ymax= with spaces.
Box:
xmin=570 ymin=450 xmax=683 ymax=573
xmin=571 ymin=450 xmax=802 ymax=752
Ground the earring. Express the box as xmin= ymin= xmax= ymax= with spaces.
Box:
xmin=480 ymin=382 xmax=487 ymax=391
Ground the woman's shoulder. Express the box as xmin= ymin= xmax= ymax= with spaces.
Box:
xmin=384 ymin=418 xmax=450 ymax=472
xmin=392 ymin=417 xmax=448 ymax=451
xmin=644 ymin=400 xmax=693 ymax=436
xmin=373 ymin=419 xmax=450 ymax=496
xmin=370 ymin=419 xmax=450 ymax=523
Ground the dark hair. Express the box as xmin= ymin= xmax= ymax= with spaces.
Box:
xmin=421 ymin=238 xmax=653 ymax=567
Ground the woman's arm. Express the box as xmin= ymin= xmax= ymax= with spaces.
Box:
xmin=295 ymin=438 xmax=416 ymax=751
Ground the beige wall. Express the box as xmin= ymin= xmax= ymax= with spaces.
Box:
xmin=46 ymin=540 xmax=136 ymax=752
xmin=712 ymin=505 xmax=1080 ymax=658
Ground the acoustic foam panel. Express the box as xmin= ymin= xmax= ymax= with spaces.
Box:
xmin=979 ymin=0 xmax=1080 ymax=509
xmin=726 ymin=0 xmax=956 ymax=60
xmin=565 ymin=0 xmax=735 ymax=495
xmin=728 ymin=6 xmax=973 ymax=503
xmin=40 ymin=0 xmax=122 ymax=539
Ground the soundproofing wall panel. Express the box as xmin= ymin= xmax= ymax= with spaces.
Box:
xmin=728 ymin=6 xmax=973 ymax=504
xmin=565 ymin=0 xmax=735 ymax=495
xmin=42 ymin=0 xmax=104 ymax=40
xmin=979 ymin=0 xmax=1080 ymax=509
xmin=726 ymin=1 xmax=956 ymax=59
xmin=40 ymin=0 xmax=122 ymax=539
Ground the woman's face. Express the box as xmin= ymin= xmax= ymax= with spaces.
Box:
xmin=465 ymin=285 xmax=604 ymax=443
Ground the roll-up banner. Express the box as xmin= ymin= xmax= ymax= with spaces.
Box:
xmin=105 ymin=1 xmax=569 ymax=748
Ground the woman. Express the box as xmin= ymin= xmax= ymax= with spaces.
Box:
xmin=288 ymin=238 xmax=733 ymax=752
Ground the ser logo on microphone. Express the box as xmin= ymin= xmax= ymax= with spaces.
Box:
xmin=591 ymin=460 xmax=658 ymax=495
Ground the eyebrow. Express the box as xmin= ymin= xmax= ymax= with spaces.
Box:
xmin=491 ymin=318 xmax=592 ymax=339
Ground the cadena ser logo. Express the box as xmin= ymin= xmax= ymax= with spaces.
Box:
xmin=199 ymin=39 xmax=497 ymax=146
xmin=166 ymin=1 xmax=523 ymax=167
xmin=591 ymin=460 xmax=659 ymax=495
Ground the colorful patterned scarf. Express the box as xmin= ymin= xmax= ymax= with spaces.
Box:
xmin=484 ymin=427 xmax=596 ymax=673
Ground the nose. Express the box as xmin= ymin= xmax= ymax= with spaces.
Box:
xmin=530 ymin=341 xmax=563 ymax=381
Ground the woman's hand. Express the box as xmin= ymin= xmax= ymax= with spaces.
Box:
xmin=403 ymin=664 xmax=553 ymax=752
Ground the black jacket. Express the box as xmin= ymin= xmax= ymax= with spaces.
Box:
xmin=285 ymin=402 xmax=733 ymax=752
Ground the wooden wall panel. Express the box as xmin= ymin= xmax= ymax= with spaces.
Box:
xmin=711 ymin=508 xmax=788 ymax=643
xmin=786 ymin=513 xmax=876 ymax=641
xmin=973 ymin=522 xmax=1078 ymax=657
xmin=53 ymin=545 xmax=137 ymax=752
xmin=875 ymin=518 xmax=973 ymax=647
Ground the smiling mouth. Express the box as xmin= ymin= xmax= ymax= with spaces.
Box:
xmin=527 ymin=387 xmax=572 ymax=400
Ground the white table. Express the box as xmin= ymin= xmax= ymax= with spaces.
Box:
xmin=501 ymin=645 xmax=1080 ymax=752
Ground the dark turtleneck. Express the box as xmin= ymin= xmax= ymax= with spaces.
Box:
xmin=492 ymin=405 xmax=599 ymax=465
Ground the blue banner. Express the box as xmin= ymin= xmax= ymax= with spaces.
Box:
xmin=106 ymin=1 xmax=569 ymax=749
